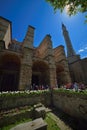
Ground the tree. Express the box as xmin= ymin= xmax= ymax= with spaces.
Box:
xmin=46 ymin=0 xmax=87 ymax=22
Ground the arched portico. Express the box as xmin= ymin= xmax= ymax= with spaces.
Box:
xmin=56 ymin=64 xmax=65 ymax=87
xmin=32 ymin=60 xmax=50 ymax=87
xmin=0 ymin=54 xmax=20 ymax=91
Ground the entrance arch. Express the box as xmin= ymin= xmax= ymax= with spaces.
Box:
xmin=56 ymin=64 xmax=64 ymax=87
xmin=32 ymin=61 xmax=49 ymax=87
xmin=0 ymin=54 xmax=20 ymax=91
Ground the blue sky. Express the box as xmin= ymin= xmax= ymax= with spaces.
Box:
xmin=0 ymin=0 xmax=87 ymax=58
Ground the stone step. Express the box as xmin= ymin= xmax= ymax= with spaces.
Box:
xmin=10 ymin=118 xmax=47 ymax=130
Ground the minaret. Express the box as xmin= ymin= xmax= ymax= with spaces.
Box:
xmin=62 ymin=23 xmax=76 ymax=57
xmin=62 ymin=23 xmax=81 ymax=64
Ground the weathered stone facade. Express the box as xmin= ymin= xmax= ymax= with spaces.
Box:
xmin=0 ymin=16 xmax=71 ymax=91
xmin=68 ymin=56 xmax=86 ymax=84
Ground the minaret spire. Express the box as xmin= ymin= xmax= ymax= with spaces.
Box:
xmin=62 ymin=23 xmax=76 ymax=57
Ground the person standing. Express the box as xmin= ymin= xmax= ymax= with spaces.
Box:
xmin=74 ymin=82 xmax=78 ymax=92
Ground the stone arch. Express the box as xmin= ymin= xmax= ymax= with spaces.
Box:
xmin=56 ymin=64 xmax=65 ymax=87
xmin=32 ymin=60 xmax=50 ymax=88
xmin=0 ymin=54 xmax=20 ymax=91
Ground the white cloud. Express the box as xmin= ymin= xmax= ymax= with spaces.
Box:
xmin=78 ymin=49 xmax=84 ymax=53
xmin=77 ymin=43 xmax=87 ymax=58
xmin=77 ymin=44 xmax=87 ymax=60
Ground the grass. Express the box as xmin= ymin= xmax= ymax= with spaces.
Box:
xmin=45 ymin=113 xmax=61 ymax=130
xmin=0 ymin=113 xmax=60 ymax=130
xmin=0 ymin=118 xmax=32 ymax=130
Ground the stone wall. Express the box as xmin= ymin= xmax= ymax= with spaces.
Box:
xmin=0 ymin=91 xmax=51 ymax=110
xmin=0 ymin=90 xmax=87 ymax=123
xmin=69 ymin=59 xmax=85 ymax=83
xmin=0 ymin=16 xmax=11 ymax=49
xmin=53 ymin=90 xmax=87 ymax=121
xmin=35 ymin=34 xmax=53 ymax=59
xmin=81 ymin=58 xmax=87 ymax=84
xmin=54 ymin=45 xmax=71 ymax=84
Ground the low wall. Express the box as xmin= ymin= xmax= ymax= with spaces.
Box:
xmin=0 ymin=110 xmax=32 ymax=127
xmin=0 ymin=90 xmax=87 ymax=123
xmin=0 ymin=91 xmax=51 ymax=110
xmin=53 ymin=90 xmax=87 ymax=122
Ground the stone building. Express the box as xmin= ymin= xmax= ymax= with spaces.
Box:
xmin=62 ymin=24 xmax=87 ymax=84
xmin=0 ymin=16 xmax=71 ymax=91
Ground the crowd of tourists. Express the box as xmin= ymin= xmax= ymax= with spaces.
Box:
xmin=26 ymin=82 xmax=86 ymax=92
xmin=26 ymin=84 xmax=49 ymax=91
xmin=58 ymin=82 xmax=86 ymax=91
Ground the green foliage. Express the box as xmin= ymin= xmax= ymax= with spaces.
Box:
xmin=45 ymin=113 xmax=60 ymax=130
xmin=46 ymin=0 xmax=87 ymax=21
xmin=53 ymin=88 xmax=87 ymax=96
xmin=0 ymin=90 xmax=50 ymax=98
xmin=46 ymin=0 xmax=87 ymax=14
